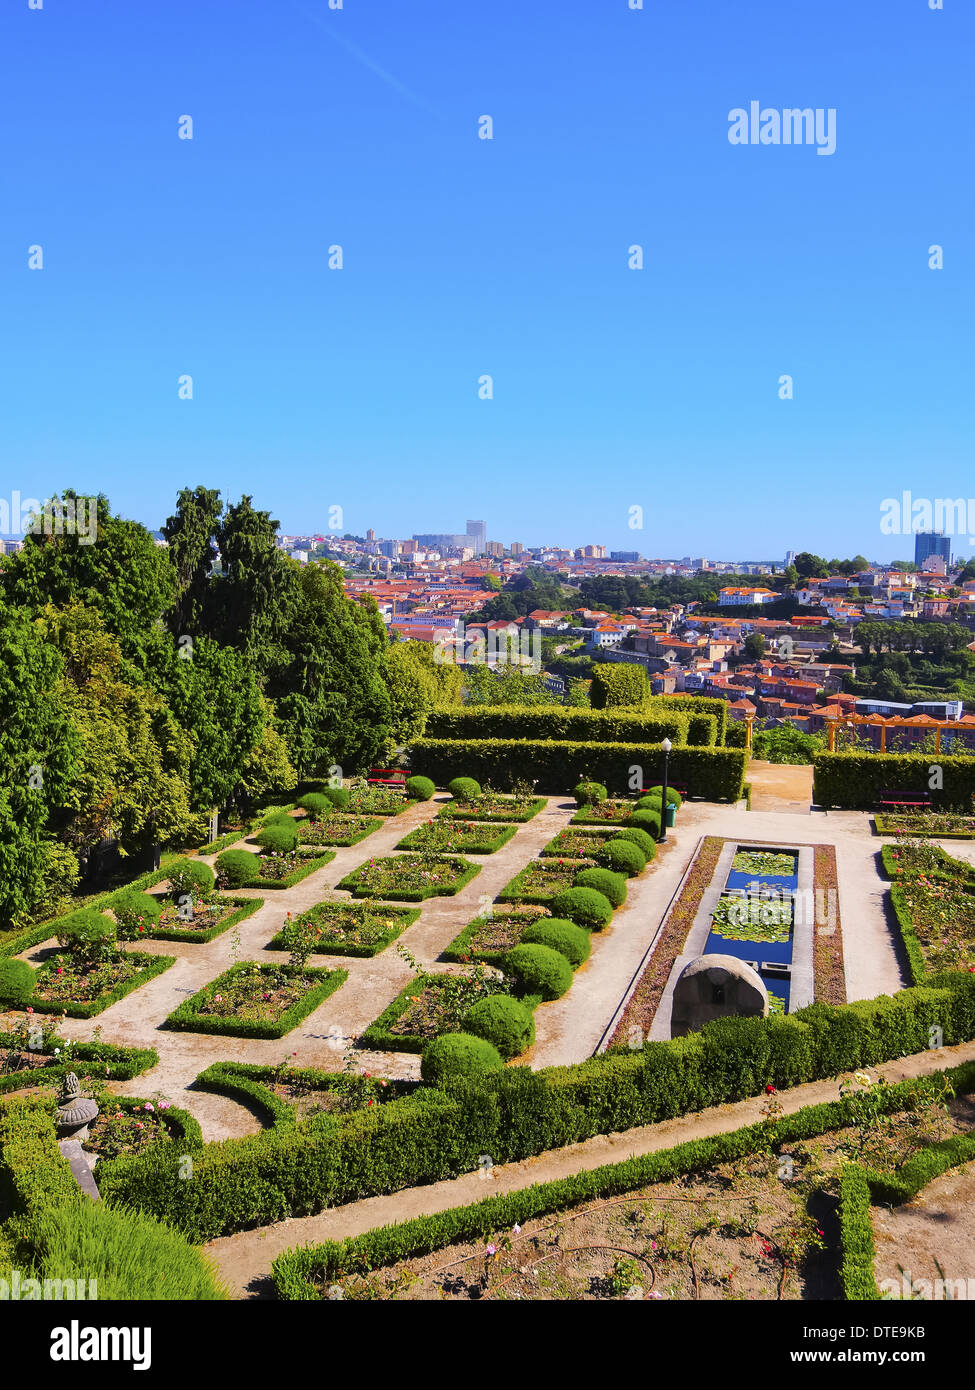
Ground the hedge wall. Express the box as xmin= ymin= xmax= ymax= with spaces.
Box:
xmin=589 ymin=664 xmax=649 ymax=709
xmin=408 ymin=738 xmax=746 ymax=801
xmin=647 ymin=694 xmax=726 ymax=747
xmin=813 ymin=751 xmax=975 ymax=810
xmin=95 ymin=973 xmax=975 ymax=1242
xmin=423 ymin=706 xmax=694 ymax=746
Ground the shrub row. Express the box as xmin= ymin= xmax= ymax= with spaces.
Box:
xmin=647 ymin=694 xmax=727 ymax=746
xmin=425 ymin=706 xmax=692 ymax=747
xmin=163 ymin=964 xmax=348 ymax=1039
xmin=1 ymin=951 xmax=176 ymax=1019
xmin=813 ymin=751 xmax=975 ymax=810
xmin=408 ymin=739 xmax=746 ymax=801
xmin=94 ymin=973 xmax=975 ymax=1242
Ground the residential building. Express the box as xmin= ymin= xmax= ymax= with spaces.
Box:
xmin=915 ymin=531 xmax=951 ymax=568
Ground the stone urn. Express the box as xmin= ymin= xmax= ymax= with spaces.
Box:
xmin=55 ymin=1071 xmax=99 ymax=1141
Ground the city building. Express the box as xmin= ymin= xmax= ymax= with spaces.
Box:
xmin=914 ymin=531 xmax=951 ymax=568
xmin=466 ymin=520 xmax=487 ymax=556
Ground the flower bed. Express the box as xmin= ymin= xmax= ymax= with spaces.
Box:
xmin=395 ymin=821 xmax=517 ymax=855
xmin=0 ymin=1027 xmax=158 ymax=1097
xmin=84 ymin=1093 xmax=200 ymax=1161
xmin=163 ymin=962 xmax=348 ymax=1039
xmin=732 ymin=850 xmax=797 ymax=876
xmin=442 ymin=907 xmax=553 ymax=965
xmin=347 ymin=786 xmax=409 ymax=816
xmin=874 ymin=811 xmax=975 ymax=839
xmin=540 ymin=829 xmax=619 ymax=859
xmin=124 ymin=895 xmax=263 ymax=945
xmin=570 ymin=800 xmax=635 ymax=826
xmin=194 ymin=1061 xmax=409 ymax=1129
xmin=4 ymin=950 xmax=175 ymax=1019
xmin=297 ymin=815 xmax=385 ymax=847
xmin=439 ymin=794 xmax=546 ymax=824
xmin=265 ymin=902 xmax=421 ymax=958
xmin=361 ymin=971 xmax=508 ymax=1053
xmin=891 ymin=878 xmax=975 ymax=976
xmin=337 ymin=854 xmax=481 ymax=901
xmin=248 ymin=849 xmax=335 ymax=889
xmin=497 ymin=858 xmax=596 ymax=904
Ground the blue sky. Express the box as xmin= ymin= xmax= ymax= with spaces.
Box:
xmin=1 ymin=0 xmax=972 ymax=560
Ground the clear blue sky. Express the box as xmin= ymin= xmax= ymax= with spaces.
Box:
xmin=2 ymin=0 xmax=972 ymax=560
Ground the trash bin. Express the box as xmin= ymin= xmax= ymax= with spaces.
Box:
xmin=665 ymin=802 xmax=677 ymax=828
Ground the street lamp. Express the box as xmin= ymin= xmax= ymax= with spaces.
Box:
xmin=659 ymin=737 xmax=672 ymax=843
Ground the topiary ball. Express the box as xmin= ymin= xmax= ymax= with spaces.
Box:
xmin=323 ymin=786 xmax=351 ymax=810
xmin=635 ymin=795 xmax=664 ymax=812
xmin=55 ymin=908 xmax=118 ymax=958
xmin=647 ymin=785 xmax=682 ymax=809
xmin=574 ymin=780 xmax=608 ymax=806
xmin=165 ymin=857 xmax=216 ymax=900
xmin=627 ymin=808 xmax=661 ymax=836
xmin=256 ymin=822 xmax=299 ymax=854
xmin=448 ymin=777 xmax=482 ymax=805
xmin=0 ymin=958 xmax=37 ymax=1005
xmin=297 ymin=793 xmax=332 ymax=821
xmin=405 ymin=775 xmax=436 ymax=801
xmin=461 ymin=995 xmax=535 ymax=1059
xmin=574 ymin=866 xmax=627 ymax=908
xmin=549 ymin=886 xmax=614 ymax=931
xmin=614 ymin=826 xmax=657 ymax=860
xmin=521 ymin=918 xmax=591 ymax=968
xmin=112 ymin=891 xmax=164 ymax=938
xmin=214 ymin=849 xmax=260 ymax=888
xmin=505 ymin=943 xmax=574 ymax=1000
xmin=420 ymin=1032 xmax=504 ymax=1085
xmin=595 ymin=839 xmax=647 ymax=877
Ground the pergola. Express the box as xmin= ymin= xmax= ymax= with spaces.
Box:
xmin=823 ymin=710 xmax=975 ymax=753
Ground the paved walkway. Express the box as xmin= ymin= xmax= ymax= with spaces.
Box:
xmin=203 ymin=1036 xmax=975 ymax=1297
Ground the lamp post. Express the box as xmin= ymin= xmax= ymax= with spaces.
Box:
xmin=659 ymin=737 xmax=672 ymax=843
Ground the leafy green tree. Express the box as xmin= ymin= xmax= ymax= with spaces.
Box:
xmin=161 ymin=485 xmax=223 ymax=638
xmin=235 ymin=697 xmax=296 ymax=812
xmin=793 ymin=552 xmax=830 ymax=580
xmin=210 ymin=496 xmax=301 ymax=672
xmin=743 ymin=632 xmax=766 ymax=661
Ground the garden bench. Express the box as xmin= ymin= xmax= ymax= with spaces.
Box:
xmin=367 ymin=768 xmax=408 ymax=789
xmin=878 ymin=789 xmax=932 ymax=810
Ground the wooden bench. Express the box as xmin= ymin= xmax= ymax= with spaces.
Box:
xmin=878 ymin=789 xmax=932 ymax=810
xmin=367 ymin=768 xmax=408 ymax=789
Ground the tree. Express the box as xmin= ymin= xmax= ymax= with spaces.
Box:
xmin=793 ymin=552 xmax=830 ymax=580
xmin=234 ymin=696 xmax=296 ymax=812
xmin=743 ymin=633 xmax=766 ymax=661
xmin=209 ymin=496 xmax=301 ymax=672
xmin=783 ymin=565 xmax=799 ymax=588
xmin=161 ymin=485 xmax=223 ymax=638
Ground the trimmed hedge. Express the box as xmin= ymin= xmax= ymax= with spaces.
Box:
xmin=427 ymin=705 xmax=691 ymax=747
xmin=589 ymin=664 xmax=649 ymax=709
xmin=814 ymin=751 xmax=975 ymax=810
xmin=4 ymin=950 xmax=176 ymax=1019
xmin=0 ymin=1033 xmax=158 ymax=1097
xmin=112 ymin=890 xmax=164 ymax=935
xmin=505 ymin=944 xmax=574 ymax=1000
xmin=574 ymin=867 xmax=627 ymax=908
xmin=595 ymin=839 xmax=646 ymax=876
xmin=192 ymin=1061 xmax=409 ymax=1130
xmin=256 ymin=822 xmax=300 ymax=853
xmin=447 ymin=777 xmax=482 ymax=804
xmin=521 ymin=918 xmax=591 ymax=968
xmin=0 ymin=959 xmax=37 ymax=1005
xmin=165 ymin=857 xmax=216 ymax=898
xmin=420 ymin=1034 xmax=504 ymax=1085
xmin=574 ymin=780 xmax=608 ymax=805
xmin=461 ymin=995 xmax=536 ymax=1059
xmin=647 ymin=694 xmax=727 ymax=746
xmin=647 ymin=784 xmax=682 ymax=809
xmin=248 ymin=850 xmax=335 ymax=890
xmin=405 ymin=776 xmax=436 ymax=801
xmin=549 ymin=887 xmax=614 ymax=930
xmin=323 ymin=786 xmax=351 ymax=811
xmin=94 ymin=978 xmax=975 ymax=1243
xmin=409 ymin=738 xmax=746 ymax=802
xmin=297 ymin=793 xmax=332 ymax=821
xmin=145 ymin=894 xmax=263 ymax=945
xmin=214 ymin=850 xmax=261 ymax=888
xmin=614 ymin=827 xmax=656 ymax=860
xmin=163 ymin=964 xmax=348 ymax=1039
xmin=628 ymin=808 xmax=661 ymax=835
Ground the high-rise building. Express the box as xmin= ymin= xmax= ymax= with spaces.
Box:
xmin=466 ymin=520 xmax=487 ymax=556
xmin=485 ymin=540 xmax=504 ymax=557
xmin=610 ymin=550 xmax=640 ymax=562
xmin=378 ymin=539 xmax=400 ymax=558
xmin=914 ymin=531 xmax=951 ymax=568
xmin=366 ymin=528 xmax=376 ymax=542
xmin=509 ymin=542 xmax=524 ymax=556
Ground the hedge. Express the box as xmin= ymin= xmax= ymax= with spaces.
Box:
xmin=426 ymin=706 xmax=691 ymax=747
xmin=247 ymin=850 xmax=335 ymax=890
xmin=337 ymin=856 xmax=481 ymax=901
xmin=265 ymin=904 xmax=421 ymax=959
xmin=813 ymin=751 xmax=975 ymax=810
xmin=2 ymin=950 xmax=176 ymax=1019
xmin=521 ymin=918 xmax=591 ymax=968
xmin=574 ymin=867 xmax=627 ymax=908
xmin=163 ymin=963 xmax=348 ymax=1039
xmin=0 ymin=1033 xmax=158 ymax=1098
xmin=589 ymin=664 xmax=649 ymax=709
xmin=420 ymin=1034 xmax=504 ymax=1086
xmin=647 ymin=695 xmax=727 ymax=747
xmin=461 ymin=995 xmax=536 ymax=1059
xmin=395 ymin=822 xmax=517 ymax=855
xmin=141 ymin=894 xmax=264 ymax=945
xmin=93 ymin=975 xmax=975 ymax=1242
xmin=409 ymin=739 xmax=747 ymax=802
xmin=361 ymin=974 xmax=457 ymax=1053
xmin=271 ymin=1061 xmax=975 ymax=1299
xmin=504 ymin=944 xmax=573 ymax=1000
xmin=214 ymin=848 xmax=260 ymax=888
xmin=192 ymin=1061 xmax=411 ymax=1130
xmin=440 ymin=908 xmax=551 ymax=966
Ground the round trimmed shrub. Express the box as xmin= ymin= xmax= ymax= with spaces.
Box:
xmin=647 ymin=785 xmax=682 ymax=809
xmin=521 ymin=918 xmax=591 ymax=968
xmin=614 ymin=826 xmax=657 ymax=860
xmin=323 ymin=786 xmax=351 ymax=810
xmin=165 ymin=858 xmax=216 ymax=899
xmin=448 ymin=777 xmax=481 ymax=805
xmin=505 ymin=943 xmax=573 ymax=1001
xmin=420 ymin=1032 xmax=504 ymax=1084
xmin=549 ymin=886 xmax=614 ymax=931
xmin=574 ymin=780 xmax=608 ymax=806
xmin=256 ymin=821 xmax=299 ymax=853
xmin=297 ymin=793 xmax=331 ymax=821
xmin=595 ymin=839 xmax=647 ymax=877
xmin=636 ymin=795 xmax=664 ymax=811
xmin=628 ymin=808 xmax=661 ymax=836
xmin=405 ymin=775 xmax=436 ymax=801
xmin=56 ymin=909 xmax=118 ymax=962
xmin=263 ymin=810 xmax=295 ymax=825
xmin=574 ymin=866 xmax=627 ymax=908
xmin=214 ymin=849 xmax=260 ymax=888
xmin=461 ymin=995 xmax=535 ymax=1059
xmin=112 ymin=891 xmax=163 ymax=937
xmin=0 ymin=958 xmax=37 ymax=1004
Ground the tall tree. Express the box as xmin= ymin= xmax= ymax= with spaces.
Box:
xmin=210 ymin=496 xmax=301 ymax=672
xmin=161 ymin=485 xmax=223 ymax=638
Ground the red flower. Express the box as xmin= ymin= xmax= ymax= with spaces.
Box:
xmin=765 ymin=1084 xmax=776 ymax=1094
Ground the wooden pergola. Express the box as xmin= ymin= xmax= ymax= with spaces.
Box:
xmin=824 ymin=711 xmax=975 ymax=753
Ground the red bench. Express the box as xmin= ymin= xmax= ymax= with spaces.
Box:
xmin=878 ymin=789 xmax=932 ymax=809
xmin=367 ymin=768 xmax=408 ymax=789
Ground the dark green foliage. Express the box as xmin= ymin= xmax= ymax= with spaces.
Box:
xmin=521 ymin=918 xmax=591 ymax=968
xmin=214 ymin=850 xmax=260 ymax=888
xmin=461 ymin=995 xmax=536 ymax=1059
xmin=405 ymin=776 xmax=435 ymax=801
xmin=595 ymin=839 xmax=646 ymax=876
xmin=549 ymin=886 xmax=614 ymax=930
xmin=256 ymin=821 xmax=299 ymax=853
xmin=628 ymin=808 xmax=661 ymax=835
xmin=420 ymin=1033 xmax=504 ymax=1084
xmin=613 ymin=827 xmax=656 ymax=859
xmin=322 ymin=786 xmax=351 ymax=810
xmin=647 ymin=694 xmax=726 ymax=746
xmin=636 ymin=794 xmax=664 ymax=811
xmin=297 ymin=793 xmax=331 ymax=821
xmin=112 ymin=891 xmax=164 ymax=935
xmin=428 ymin=706 xmax=689 ymax=746
xmin=448 ymin=777 xmax=482 ymax=804
xmin=814 ymin=751 xmax=975 ymax=810
xmin=574 ymin=780 xmax=607 ymax=805
xmin=646 ymin=784 xmax=682 ymax=808
xmin=505 ymin=944 xmax=573 ymax=1000
xmin=574 ymin=866 xmax=627 ymax=907
xmin=589 ymin=664 xmax=649 ymax=709
xmin=165 ymin=856 xmax=216 ymax=898
xmin=0 ymin=958 xmax=37 ymax=1004
xmin=55 ymin=909 xmax=117 ymax=960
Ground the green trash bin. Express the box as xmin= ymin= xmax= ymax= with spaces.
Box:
xmin=665 ymin=802 xmax=677 ymax=828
